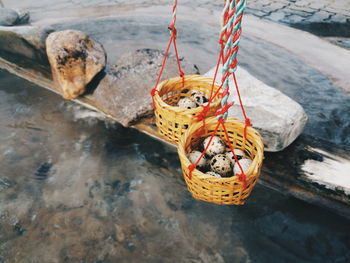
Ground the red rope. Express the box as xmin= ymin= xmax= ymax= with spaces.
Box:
xmin=151 ymin=0 xmax=184 ymax=109
xmin=220 ymin=119 xmax=247 ymax=189
xmin=172 ymin=32 xmax=185 ymax=88
xmin=188 ymin=121 xmax=221 ymax=180
xmin=232 ymin=72 xmax=251 ymax=139
xmin=190 ymin=0 xmax=251 ymax=188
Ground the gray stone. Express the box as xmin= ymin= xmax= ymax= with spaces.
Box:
xmin=0 ymin=8 xmax=18 ymax=26
xmin=46 ymin=30 xmax=106 ymax=99
xmin=205 ymin=66 xmax=308 ymax=152
xmin=16 ymin=9 xmax=30 ymax=25
xmin=0 ymin=25 xmax=53 ymax=63
xmin=93 ymin=49 xmax=200 ymax=127
xmin=307 ymin=10 xmax=331 ymax=23
xmin=266 ymin=11 xmax=286 ymax=22
xmin=287 ymin=14 xmax=306 ymax=24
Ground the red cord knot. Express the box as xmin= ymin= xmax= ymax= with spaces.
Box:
xmin=195 ymin=105 xmax=210 ymax=122
xmin=215 ymin=102 xmax=234 ymax=117
xmin=179 ymin=70 xmax=184 ymax=77
xmin=245 ymin=118 xmax=252 ymax=127
xmin=150 ymin=88 xmax=157 ymax=97
xmin=168 ymin=25 xmax=177 ymax=37
xmin=236 ymin=173 xmax=247 ymax=189
xmin=188 ymin=164 xmax=196 ymax=180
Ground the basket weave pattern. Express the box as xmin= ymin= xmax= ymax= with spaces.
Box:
xmin=153 ymin=75 xmax=222 ymax=144
xmin=178 ymin=117 xmax=264 ymax=205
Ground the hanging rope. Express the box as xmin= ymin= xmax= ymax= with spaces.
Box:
xmin=188 ymin=0 xmax=251 ymax=187
xmin=151 ymin=0 xmax=185 ymax=108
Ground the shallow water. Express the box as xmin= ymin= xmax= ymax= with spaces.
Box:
xmin=1 ymin=70 xmax=350 ymax=262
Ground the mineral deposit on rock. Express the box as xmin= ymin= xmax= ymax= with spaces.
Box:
xmin=46 ymin=30 xmax=106 ymax=99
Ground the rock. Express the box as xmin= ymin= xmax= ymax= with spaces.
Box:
xmin=16 ymin=9 xmax=30 ymax=25
xmin=205 ymin=66 xmax=308 ymax=152
xmin=46 ymin=30 xmax=106 ymax=100
xmin=93 ymin=49 xmax=199 ymax=127
xmin=0 ymin=8 xmax=19 ymax=26
xmin=0 ymin=25 xmax=53 ymax=64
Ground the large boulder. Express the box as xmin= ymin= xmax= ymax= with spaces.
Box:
xmin=93 ymin=49 xmax=200 ymax=127
xmin=205 ymin=66 xmax=308 ymax=152
xmin=0 ymin=8 xmax=18 ymax=26
xmin=46 ymin=30 xmax=106 ymax=99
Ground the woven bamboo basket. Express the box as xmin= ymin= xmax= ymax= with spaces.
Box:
xmin=177 ymin=117 xmax=264 ymax=205
xmin=153 ymin=75 xmax=222 ymax=144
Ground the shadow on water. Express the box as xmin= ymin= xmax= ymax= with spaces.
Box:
xmin=0 ymin=70 xmax=350 ymax=262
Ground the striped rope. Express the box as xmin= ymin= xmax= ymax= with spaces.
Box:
xmin=216 ymin=0 xmax=246 ymax=120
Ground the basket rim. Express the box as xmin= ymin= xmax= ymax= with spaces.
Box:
xmin=154 ymin=74 xmax=222 ymax=114
xmin=177 ymin=116 xmax=264 ymax=183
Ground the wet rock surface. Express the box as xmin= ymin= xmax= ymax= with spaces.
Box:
xmin=94 ymin=48 xmax=199 ymax=127
xmin=206 ymin=66 xmax=308 ymax=152
xmin=46 ymin=30 xmax=106 ymax=99
xmin=0 ymin=70 xmax=350 ymax=263
xmin=0 ymin=8 xmax=18 ymax=26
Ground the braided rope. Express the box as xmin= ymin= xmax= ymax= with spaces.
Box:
xmin=217 ymin=0 xmax=246 ymax=120
xmin=189 ymin=0 xmax=250 ymax=187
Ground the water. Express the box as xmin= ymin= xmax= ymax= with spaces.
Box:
xmin=1 ymin=2 xmax=350 ymax=262
xmin=0 ymin=71 xmax=350 ymax=262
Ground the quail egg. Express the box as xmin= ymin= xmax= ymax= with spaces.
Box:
xmin=210 ymin=154 xmax=232 ymax=177
xmin=234 ymin=158 xmax=252 ymax=175
xmin=225 ymin=149 xmax=246 ymax=166
xmin=188 ymin=150 xmax=207 ymax=170
xmin=203 ymin=136 xmax=225 ymax=158
xmin=191 ymin=91 xmax=208 ymax=106
xmin=205 ymin=171 xmax=222 ymax=178
xmin=178 ymin=97 xmax=197 ymax=109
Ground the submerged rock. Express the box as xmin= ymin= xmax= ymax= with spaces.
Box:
xmin=205 ymin=66 xmax=308 ymax=152
xmin=0 ymin=8 xmax=19 ymax=26
xmin=46 ymin=30 xmax=106 ymax=100
xmin=93 ymin=49 xmax=199 ymax=127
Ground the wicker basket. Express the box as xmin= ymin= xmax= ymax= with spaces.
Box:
xmin=177 ymin=117 xmax=264 ymax=205
xmin=153 ymin=75 xmax=222 ymax=144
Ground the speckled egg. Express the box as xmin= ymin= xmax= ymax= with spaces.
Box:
xmin=210 ymin=154 xmax=232 ymax=177
xmin=191 ymin=91 xmax=208 ymax=106
xmin=225 ymin=149 xmax=246 ymax=166
xmin=188 ymin=150 xmax=207 ymax=169
xmin=205 ymin=171 xmax=222 ymax=178
xmin=203 ymin=136 xmax=225 ymax=157
xmin=225 ymin=151 xmax=236 ymax=167
xmin=234 ymin=158 xmax=252 ymax=175
xmin=178 ymin=97 xmax=197 ymax=109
